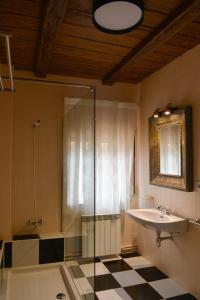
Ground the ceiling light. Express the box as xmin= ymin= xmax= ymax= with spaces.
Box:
xmin=163 ymin=103 xmax=174 ymax=116
xmin=163 ymin=109 xmax=171 ymax=116
xmin=92 ymin=0 xmax=144 ymax=34
xmin=153 ymin=109 xmax=160 ymax=118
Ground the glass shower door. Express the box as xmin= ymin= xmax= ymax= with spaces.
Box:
xmin=62 ymin=86 xmax=95 ymax=299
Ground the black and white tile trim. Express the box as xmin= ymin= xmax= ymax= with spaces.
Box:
xmin=67 ymin=253 xmax=197 ymax=300
xmin=2 ymin=235 xmax=64 ymax=268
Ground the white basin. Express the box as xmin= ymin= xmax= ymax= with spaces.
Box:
xmin=127 ymin=208 xmax=188 ymax=233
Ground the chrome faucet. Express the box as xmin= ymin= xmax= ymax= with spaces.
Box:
xmin=157 ymin=205 xmax=171 ymax=215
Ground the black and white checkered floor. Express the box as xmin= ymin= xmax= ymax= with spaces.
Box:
xmin=66 ymin=253 xmax=197 ymax=300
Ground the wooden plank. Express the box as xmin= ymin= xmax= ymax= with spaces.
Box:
xmin=179 ymin=21 xmax=200 ymax=38
xmin=64 ymin=9 xmax=96 ymax=28
xmin=0 ymin=27 xmax=37 ymax=71
xmin=119 ymin=68 xmax=159 ymax=83
xmin=0 ymin=53 xmax=34 ymax=70
xmin=0 ymin=13 xmax=40 ymax=30
xmin=142 ymin=52 xmax=177 ymax=65
xmin=142 ymin=10 xmax=168 ymax=28
xmin=68 ymin=0 xmax=92 ymax=14
xmin=0 ymin=40 xmax=35 ymax=54
xmin=195 ymin=16 xmax=200 ymax=23
xmin=0 ymin=27 xmax=38 ymax=42
xmin=0 ymin=38 xmax=36 ymax=65
xmin=35 ymin=0 xmax=69 ymax=77
xmin=144 ymin=0 xmax=183 ymax=14
xmin=50 ymin=52 xmax=117 ymax=71
xmin=121 ymin=59 xmax=165 ymax=77
xmin=0 ymin=0 xmax=43 ymax=18
xmin=119 ymin=43 xmax=192 ymax=82
xmin=52 ymin=45 xmax=122 ymax=64
xmin=54 ymin=35 xmax=131 ymax=56
xmin=49 ymin=54 xmax=113 ymax=79
xmin=103 ymin=0 xmax=200 ymax=85
xmin=168 ymin=33 xmax=200 ymax=49
xmin=58 ymin=23 xmax=150 ymax=47
xmin=157 ymin=43 xmax=192 ymax=57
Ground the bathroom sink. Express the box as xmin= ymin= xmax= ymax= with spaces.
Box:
xmin=127 ymin=208 xmax=188 ymax=233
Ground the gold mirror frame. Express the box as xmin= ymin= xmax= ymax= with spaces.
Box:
xmin=149 ymin=107 xmax=193 ymax=191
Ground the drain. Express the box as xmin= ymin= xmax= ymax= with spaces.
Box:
xmin=56 ymin=293 xmax=66 ymax=299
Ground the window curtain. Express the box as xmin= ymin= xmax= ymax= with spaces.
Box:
xmin=63 ymin=98 xmax=137 ymax=216
xmin=63 ymin=98 xmax=95 ymax=219
xmin=95 ymin=100 xmax=137 ymax=214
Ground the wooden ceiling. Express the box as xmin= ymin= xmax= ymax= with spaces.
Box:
xmin=0 ymin=0 xmax=200 ymax=85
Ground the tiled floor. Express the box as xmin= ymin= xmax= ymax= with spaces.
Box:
xmin=66 ymin=253 xmax=197 ymax=300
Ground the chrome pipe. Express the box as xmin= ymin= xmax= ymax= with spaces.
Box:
xmin=156 ymin=232 xmax=174 ymax=248
xmin=2 ymin=76 xmax=94 ymax=90
xmin=4 ymin=35 xmax=14 ymax=92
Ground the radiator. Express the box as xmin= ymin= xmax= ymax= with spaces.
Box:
xmin=82 ymin=214 xmax=121 ymax=258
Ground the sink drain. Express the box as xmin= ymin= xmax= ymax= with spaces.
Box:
xmin=56 ymin=293 xmax=66 ymax=299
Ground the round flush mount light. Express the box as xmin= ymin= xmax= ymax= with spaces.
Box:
xmin=93 ymin=0 xmax=144 ymax=34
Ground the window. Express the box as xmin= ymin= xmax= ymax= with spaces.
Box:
xmin=63 ymin=99 xmax=137 ymax=215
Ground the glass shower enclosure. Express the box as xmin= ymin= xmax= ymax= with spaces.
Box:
xmin=62 ymin=85 xmax=95 ymax=299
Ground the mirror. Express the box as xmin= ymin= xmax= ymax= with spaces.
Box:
xmin=149 ymin=107 xmax=193 ymax=191
xmin=159 ymin=123 xmax=181 ymax=176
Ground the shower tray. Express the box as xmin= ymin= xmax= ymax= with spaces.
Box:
xmin=0 ymin=263 xmax=81 ymax=300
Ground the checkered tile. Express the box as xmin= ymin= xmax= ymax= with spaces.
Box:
xmin=66 ymin=253 xmax=197 ymax=300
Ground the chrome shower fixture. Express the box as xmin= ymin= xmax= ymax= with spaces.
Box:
xmin=26 ymin=218 xmax=44 ymax=228
xmin=0 ymin=33 xmax=14 ymax=92
xmin=32 ymin=119 xmax=41 ymax=232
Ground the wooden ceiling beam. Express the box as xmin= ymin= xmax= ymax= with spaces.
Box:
xmin=35 ymin=0 xmax=69 ymax=77
xmin=103 ymin=0 xmax=200 ymax=85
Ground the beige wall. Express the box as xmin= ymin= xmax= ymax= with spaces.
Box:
xmin=11 ymin=81 xmax=65 ymax=235
xmin=137 ymin=44 xmax=200 ymax=298
xmin=0 ymin=71 xmax=138 ymax=241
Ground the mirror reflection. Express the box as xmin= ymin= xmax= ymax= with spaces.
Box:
xmin=159 ymin=123 xmax=181 ymax=176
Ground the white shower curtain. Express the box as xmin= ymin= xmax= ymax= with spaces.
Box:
xmin=63 ymin=98 xmax=137 ymax=216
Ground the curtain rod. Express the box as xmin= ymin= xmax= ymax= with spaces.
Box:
xmin=1 ymin=76 xmax=95 ymax=91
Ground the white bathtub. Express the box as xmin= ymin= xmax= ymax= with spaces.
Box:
xmin=0 ymin=263 xmax=81 ymax=300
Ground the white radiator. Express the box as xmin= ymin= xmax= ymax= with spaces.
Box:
xmin=82 ymin=214 xmax=121 ymax=258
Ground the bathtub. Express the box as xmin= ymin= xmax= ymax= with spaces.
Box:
xmin=0 ymin=263 xmax=81 ymax=300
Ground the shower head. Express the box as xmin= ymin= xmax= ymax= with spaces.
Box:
xmin=33 ymin=120 xmax=41 ymax=128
